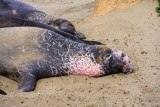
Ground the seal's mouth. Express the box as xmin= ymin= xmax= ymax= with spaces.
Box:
xmin=111 ymin=50 xmax=134 ymax=74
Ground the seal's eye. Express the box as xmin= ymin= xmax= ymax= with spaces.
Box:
xmin=103 ymin=54 xmax=111 ymax=64
xmin=106 ymin=54 xmax=110 ymax=58
xmin=105 ymin=54 xmax=111 ymax=61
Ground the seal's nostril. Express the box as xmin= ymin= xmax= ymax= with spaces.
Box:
xmin=121 ymin=53 xmax=126 ymax=57
xmin=106 ymin=49 xmax=113 ymax=55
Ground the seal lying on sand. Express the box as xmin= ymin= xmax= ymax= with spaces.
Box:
xmin=0 ymin=27 xmax=133 ymax=92
xmin=0 ymin=0 xmax=86 ymax=39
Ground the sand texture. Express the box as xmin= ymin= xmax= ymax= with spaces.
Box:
xmin=0 ymin=0 xmax=160 ymax=107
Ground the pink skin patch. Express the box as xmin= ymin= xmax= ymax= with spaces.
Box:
xmin=66 ymin=55 xmax=104 ymax=77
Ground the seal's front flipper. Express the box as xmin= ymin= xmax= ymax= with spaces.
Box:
xmin=18 ymin=75 xmax=37 ymax=92
xmin=0 ymin=89 xmax=7 ymax=95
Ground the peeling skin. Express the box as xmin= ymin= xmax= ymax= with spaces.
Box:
xmin=0 ymin=28 xmax=133 ymax=91
xmin=67 ymin=55 xmax=104 ymax=77
xmin=0 ymin=29 xmax=133 ymax=78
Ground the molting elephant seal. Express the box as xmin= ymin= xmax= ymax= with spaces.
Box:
xmin=0 ymin=27 xmax=133 ymax=92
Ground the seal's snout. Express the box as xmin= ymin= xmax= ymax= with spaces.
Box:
xmin=111 ymin=50 xmax=134 ymax=74
xmin=121 ymin=54 xmax=134 ymax=73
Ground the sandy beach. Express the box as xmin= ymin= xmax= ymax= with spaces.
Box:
xmin=0 ymin=0 xmax=160 ymax=106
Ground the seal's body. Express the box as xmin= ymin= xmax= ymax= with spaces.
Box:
xmin=0 ymin=0 xmax=86 ymax=39
xmin=0 ymin=27 xmax=133 ymax=92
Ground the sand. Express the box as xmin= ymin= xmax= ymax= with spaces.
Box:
xmin=0 ymin=0 xmax=160 ymax=107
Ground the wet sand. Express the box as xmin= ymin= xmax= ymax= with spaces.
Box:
xmin=0 ymin=0 xmax=160 ymax=107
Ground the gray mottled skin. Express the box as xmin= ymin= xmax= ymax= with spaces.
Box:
xmin=0 ymin=27 xmax=133 ymax=92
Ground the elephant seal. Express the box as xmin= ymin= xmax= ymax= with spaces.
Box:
xmin=0 ymin=0 xmax=103 ymax=45
xmin=0 ymin=0 xmax=86 ymax=40
xmin=0 ymin=27 xmax=133 ymax=92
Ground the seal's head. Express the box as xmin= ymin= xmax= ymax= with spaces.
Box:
xmin=97 ymin=49 xmax=134 ymax=75
xmin=49 ymin=19 xmax=86 ymax=39
xmin=50 ymin=18 xmax=76 ymax=34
